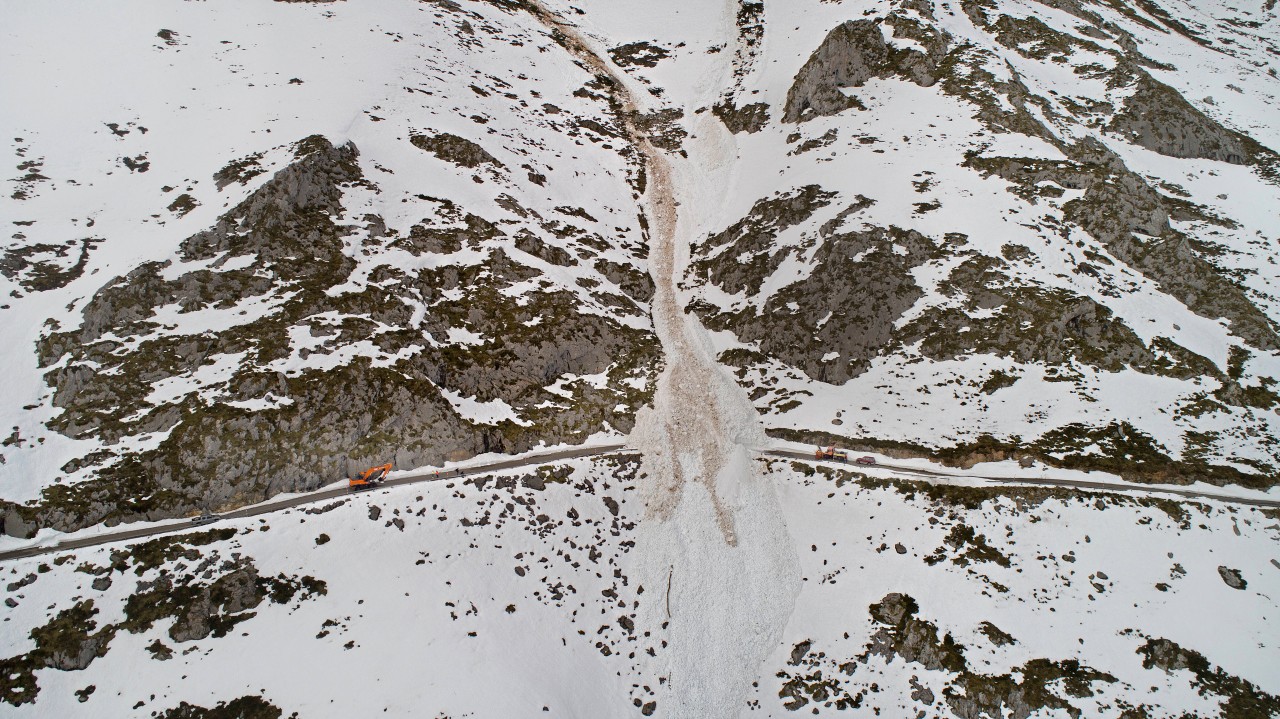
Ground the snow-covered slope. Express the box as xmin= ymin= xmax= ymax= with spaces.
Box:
xmin=2 ymin=458 xmax=1275 ymax=717
xmin=2 ymin=0 xmax=659 ymax=534
xmin=663 ymin=0 xmax=1280 ymax=486
xmin=2 ymin=0 xmax=1279 ymax=716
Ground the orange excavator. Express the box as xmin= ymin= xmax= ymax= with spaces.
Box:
xmin=349 ymin=463 xmax=392 ymax=491
xmin=815 ymin=445 xmax=848 ymax=462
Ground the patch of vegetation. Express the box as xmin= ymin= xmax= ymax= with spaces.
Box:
xmin=213 ymin=151 xmax=265 ymax=189
xmin=990 ymin=13 xmax=1103 ymax=61
xmin=711 ymin=101 xmax=769 ymax=134
xmin=0 ymin=237 xmax=101 ymax=292
xmin=769 ymin=420 xmax=1274 ymax=489
xmin=156 ymin=695 xmax=288 ymax=719
xmin=409 ymin=132 xmax=505 ymax=169
xmin=925 ymin=523 xmax=1012 ymax=567
xmin=110 ymin=528 xmax=237 ymax=575
xmin=1137 ymin=637 xmax=1280 ymax=717
xmin=0 ymin=600 xmax=115 ymax=706
xmin=608 ymin=41 xmax=670 ymax=68
xmin=167 ymin=193 xmax=198 ymax=217
xmin=979 ymin=369 xmax=1019 ymax=394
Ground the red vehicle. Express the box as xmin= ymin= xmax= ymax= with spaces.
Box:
xmin=349 ymin=463 xmax=392 ymax=491
xmin=854 ymin=456 xmax=876 ymax=466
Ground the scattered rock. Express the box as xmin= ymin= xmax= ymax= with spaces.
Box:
xmin=1218 ymin=565 xmax=1246 ymax=590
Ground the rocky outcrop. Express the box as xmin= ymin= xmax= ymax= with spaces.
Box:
xmin=897 ymin=254 xmax=1173 ymax=373
xmin=711 ymin=101 xmax=769 ymax=134
xmin=1217 ymin=566 xmax=1247 ymax=590
xmin=156 ymin=696 xmax=285 ymax=719
xmin=968 ymin=138 xmax=1280 ymax=353
xmin=410 ymin=132 xmax=505 ymax=169
xmin=783 ymin=18 xmax=948 ymax=122
xmin=690 ymin=185 xmax=836 ymax=296
xmin=703 ymin=224 xmax=933 ymax=384
xmin=1139 ymin=637 xmax=1280 ymax=714
xmin=1109 ymin=71 xmax=1250 ymax=164
xmin=15 ymin=135 xmax=659 ymax=537
xmin=780 ymin=593 xmax=1118 ymax=717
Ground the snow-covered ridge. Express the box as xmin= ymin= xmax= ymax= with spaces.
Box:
xmin=673 ymin=0 xmax=1280 ymax=485
xmin=1 ymin=0 xmax=662 ymax=534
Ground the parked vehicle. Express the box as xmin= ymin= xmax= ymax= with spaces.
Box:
xmin=854 ymin=456 xmax=876 ymax=466
xmin=191 ymin=511 xmax=219 ymax=525
xmin=349 ymin=463 xmax=392 ymax=491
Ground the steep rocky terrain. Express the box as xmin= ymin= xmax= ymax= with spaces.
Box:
xmin=1 ymin=0 xmax=659 ymax=536
xmin=681 ymin=0 xmax=1280 ymax=486
xmin=1 ymin=0 xmax=1278 ymax=717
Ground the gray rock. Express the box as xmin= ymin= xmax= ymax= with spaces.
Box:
xmin=711 ymin=101 xmax=770 ymax=134
xmin=368 ymin=506 xmax=382 ymax=522
xmin=784 ymin=19 xmax=947 ymax=122
xmin=1218 ymin=565 xmax=1247 ymax=590
xmin=17 ymin=136 xmax=659 ymax=538
xmin=169 ymin=566 xmax=265 ymax=643
xmin=91 ymin=576 xmax=112 ymax=592
xmin=409 ymin=132 xmax=504 ymax=169
xmin=1109 ymin=70 xmax=1249 ymax=165
xmin=7 ymin=573 xmax=37 ymax=592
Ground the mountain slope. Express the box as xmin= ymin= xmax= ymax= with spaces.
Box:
xmin=677 ymin=0 xmax=1280 ymax=486
xmin=1 ymin=0 xmax=659 ymax=535
xmin=0 ymin=0 xmax=1278 ymax=717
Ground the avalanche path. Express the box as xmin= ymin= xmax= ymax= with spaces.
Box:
xmin=523 ymin=2 xmax=803 ymax=717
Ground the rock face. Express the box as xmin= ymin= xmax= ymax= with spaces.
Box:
xmin=410 ymin=132 xmax=505 ymax=169
xmin=699 ymin=223 xmax=933 ymax=384
xmin=783 ymin=18 xmax=947 ymax=122
xmin=711 ymin=101 xmax=770 ymax=134
xmin=1110 ymin=72 xmax=1250 ymax=164
xmin=690 ymin=185 xmax=837 ymax=296
xmin=10 ymin=135 xmax=658 ymax=537
xmin=166 ymin=567 xmax=265 ymax=643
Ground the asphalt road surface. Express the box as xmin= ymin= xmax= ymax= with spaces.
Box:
xmin=763 ymin=449 xmax=1280 ymax=510
xmin=0 ymin=443 xmax=631 ymax=563
xmin=3 ymin=443 xmax=1276 ymax=563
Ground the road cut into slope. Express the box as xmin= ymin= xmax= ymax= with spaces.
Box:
xmin=522 ymin=2 xmax=804 ymax=717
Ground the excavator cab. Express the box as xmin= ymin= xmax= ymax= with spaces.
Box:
xmin=348 ymin=463 xmax=392 ymax=491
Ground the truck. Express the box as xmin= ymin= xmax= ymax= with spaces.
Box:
xmin=349 ymin=463 xmax=392 ymax=491
xmin=190 ymin=511 xmax=219 ymax=525
xmin=815 ymin=446 xmax=848 ymax=462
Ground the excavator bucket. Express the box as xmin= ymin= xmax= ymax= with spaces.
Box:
xmin=349 ymin=463 xmax=393 ymax=490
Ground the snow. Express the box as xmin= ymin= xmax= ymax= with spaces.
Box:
xmin=0 ymin=0 xmax=1278 ymax=714
xmin=437 ymin=386 xmax=532 ymax=427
